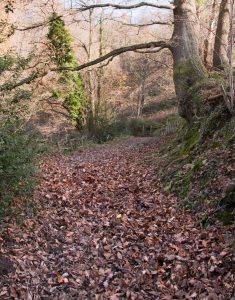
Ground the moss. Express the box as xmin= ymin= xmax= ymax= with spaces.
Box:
xmin=178 ymin=124 xmax=200 ymax=156
xmin=217 ymin=116 xmax=235 ymax=145
xmin=208 ymin=71 xmax=229 ymax=88
xmin=51 ymin=89 xmax=62 ymax=99
xmin=156 ymin=102 xmax=235 ymax=216
xmin=216 ymin=210 xmax=234 ymax=225
xmin=227 ymin=134 xmax=235 ymax=145
xmin=209 ymin=141 xmax=223 ymax=149
xmin=216 ymin=185 xmax=235 ymax=225
xmin=199 ymin=174 xmax=210 ymax=187
xmin=199 ymin=104 xmax=231 ymax=142
xmin=220 ymin=185 xmax=235 ymax=209
xmin=178 ymin=159 xmax=202 ymax=198
xmin=164 ymin=181 xmax=173 ymax=193
xmin=173 ymin=60 xmax=205 ymax=84
xmin=196 ymin=0 xmax=204 ymax=6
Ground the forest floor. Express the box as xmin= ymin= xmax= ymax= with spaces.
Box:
xmin=0 ymin=137 xmax=234 ymax=300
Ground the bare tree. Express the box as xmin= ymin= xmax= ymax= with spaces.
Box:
xmin=221 ymin=0 xmax=234 ymax=114
xmin=202 ymin=0 xmax=219 ymax=68
xmin=53 ymin=0 xmax=207 ymax=123
xmin=213 ymin=0 xmax=231 ymax=69
xmin=121 ymin=54 xmax=156 ymax=116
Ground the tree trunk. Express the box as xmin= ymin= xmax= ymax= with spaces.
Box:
xmin=96 ymin=10 xmax=104 ymax=118
xmin=137 ymin=79 xmax=145 ymax=117
xmin=222 ymin=0 xmax=235 ymax=113
xmin=213 ymin=0 xmax=230 ymax=69
xmin=203 ymin=0 xmax=218 ymax=68
xmin=170 ymin=0 xmax=206 ymax=124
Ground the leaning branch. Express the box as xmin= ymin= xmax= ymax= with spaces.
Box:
xmin=78 ymin=2 xmax=174 ymax=11
xmin=53 ymin=41 xmax=170 ymax=72
xmin=0 ymin=71 xmax=48 ymax=92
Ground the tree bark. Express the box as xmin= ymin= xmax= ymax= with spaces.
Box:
xmin=222 ymin=0 xmax=235 ymax=113
xmin=79 ymin=2 xmax=174 ymax=11
xmin=170 ymin=0 xmax=206 ymax=124
xmin=203 ymin=0 xmax=218 ymax=68
xmin=96 ymin=10 xmax=104 ymax=117
xmin=213 ymin=0 xmax=230 ymax=69
xmin=137 ymin=79 xmax=145 ymax=117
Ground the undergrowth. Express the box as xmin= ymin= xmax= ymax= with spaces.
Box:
xmin=0 ymin=123 xmax=41 ymax=222
xmin=156 ymin=110 xmax=235 ymax=225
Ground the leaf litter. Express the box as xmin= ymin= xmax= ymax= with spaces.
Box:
xmin=0 ymin=137 xmax=234 ymax=299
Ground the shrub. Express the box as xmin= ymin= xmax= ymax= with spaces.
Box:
xmin=128 ymin=118 xmax=156 ymax=136
xmin=0 ymin=123 xmax=39 ymax=221
xmin=88 ymin=107 xmax=128 ymax=143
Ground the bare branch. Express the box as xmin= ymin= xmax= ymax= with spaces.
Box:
xmin=14 ymin=15 xmax=63 ymax=31
xmin=134 ymin=48 xmax=166 ymax=54
xmin=78 ymin=2 xmax=174 ymax=11
xmin=110 ymin=19 xmax=173 ymax=27
xmin=0 ymin=71 xmax=48 ymax=92
xmin=97 ymin=55 xmax=118 ymax=69
xmin=53 ymin=41 xmax=170 ymax=72
xmin=15 ymin=11 xmax=78 ymax=32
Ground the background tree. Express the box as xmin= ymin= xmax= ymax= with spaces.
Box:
xmin=73 ymin=0 xmax=234 ymax=124
xmin=121 ymin=54 xmax=159 ymax=117
xmin=2 ymin=0 xmax=234 ymax=128
xmin=213 ymin=0 xmax=231 ymax=69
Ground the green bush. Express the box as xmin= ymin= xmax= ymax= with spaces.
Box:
xmin=0 ymin=123 xmax=39 ymax=221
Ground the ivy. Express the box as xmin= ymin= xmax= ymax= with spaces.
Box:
xmin=47 ymin=13 xmax=87 ymax=125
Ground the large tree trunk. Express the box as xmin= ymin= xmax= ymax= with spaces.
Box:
xmin=170 ymin=0 xmax=206 ymax=124
xmin=213 ymin=0 xmax=230 ymax=69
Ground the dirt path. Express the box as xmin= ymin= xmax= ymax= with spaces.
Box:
xmin=0 ymin=137 xmax=234 ymax=299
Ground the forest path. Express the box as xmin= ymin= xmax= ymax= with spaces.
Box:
xmin=0 ymin=137 xmax=234 ymax=299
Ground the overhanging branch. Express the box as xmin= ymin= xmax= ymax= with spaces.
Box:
xmin=0 ymin=42 xmax=170 ymax=92
xmin=53 ymin=41 xmax=170 ymax=72
xmin=78 ymin=2 xmax=174 ymax=11
xmin=109 ymin=18 xmax=173 ymax=27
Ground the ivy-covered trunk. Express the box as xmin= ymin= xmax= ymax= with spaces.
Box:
xmin=170 ymin=0 xmax=206 ymax=124
xmin=47 ymin=13 xmax=87 ymax=127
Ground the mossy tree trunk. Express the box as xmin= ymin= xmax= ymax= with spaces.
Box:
xmin=170 ymin=0 xmax=206 ymax=124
